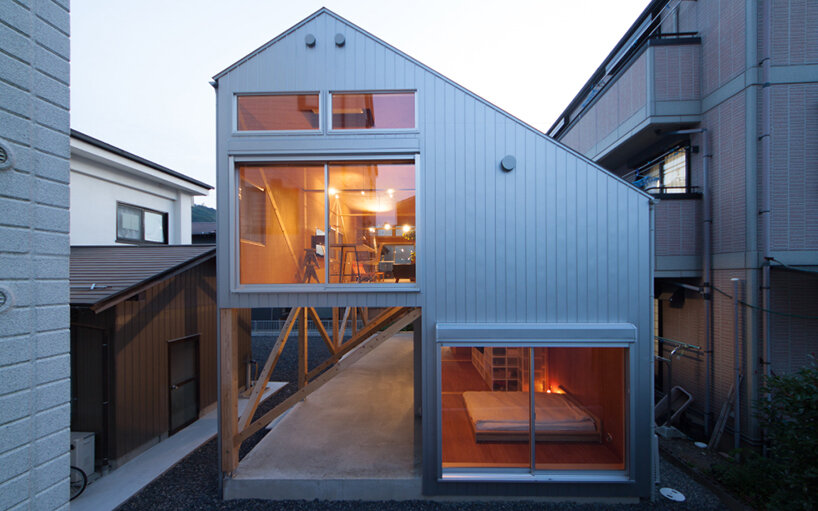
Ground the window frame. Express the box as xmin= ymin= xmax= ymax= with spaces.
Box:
xmin=328 ymin=90 xmax=418 ymax=134
xmin=116 ymin=202 xmax=169 ymax=245
xmin=233 ymin=92 xmax=323 ymax=135
xmin=634 ymin=144 xmax=690 ymax=195
xmin=434 ymin=323 xmax=635 ymax=483
xmin=230 ymin=154 xmax=421 ymax=293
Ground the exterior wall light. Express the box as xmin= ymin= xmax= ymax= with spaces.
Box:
xmin=500 ymin=155 xmax=516 ymax=172
xmin=335 ymin=33 xmax=346 ymax=47
xmin=305 ymin=34 xmax=316 ymax=47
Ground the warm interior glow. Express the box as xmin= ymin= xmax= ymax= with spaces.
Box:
xmin=332 ymin=92 xmax=415 ymax=130
xmin=237 ymin=94 xmax=320 ymax=131
xmin=441 ymin=346 xmax=626 ymax=471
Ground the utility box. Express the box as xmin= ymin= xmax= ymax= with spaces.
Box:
xmin=70 ymin=432 xmax=95 ymax=476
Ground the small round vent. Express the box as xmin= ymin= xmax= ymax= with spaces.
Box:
xmin=0 ymin=140 xmax=14 ymax=171
xmin=0 ymin=286 xmax=13 ymax=314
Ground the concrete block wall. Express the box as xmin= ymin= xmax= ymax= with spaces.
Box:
xmin=0 ymin=1 xmax=71 ymax=510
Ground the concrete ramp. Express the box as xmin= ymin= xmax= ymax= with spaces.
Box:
xmin=225 ymin=333 xmax=421 ymax=500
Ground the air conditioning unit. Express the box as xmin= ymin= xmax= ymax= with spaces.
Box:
xmin=70 ymin=432 xmax=95 ymax=477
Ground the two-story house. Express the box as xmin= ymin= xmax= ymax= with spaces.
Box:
xmin=549 ymin=0 xmax=818 ymax=450
xmin=69 ymin=130 xmax=212 ymax=246
xmin=214 ymin=8 xmax=655 ymax=502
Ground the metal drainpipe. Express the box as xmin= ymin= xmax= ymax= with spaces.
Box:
xmin=666 ymin=128 xmax=712 ymax=436
xmin=732 ymin=278 xmax=742 ymax=456
xmin=760 ymin=0 xmax=773 ymax=391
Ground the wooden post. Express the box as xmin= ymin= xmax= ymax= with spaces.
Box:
xmin=338 ymin=307 xmax=351 ymax=345
xmin=220 ymin=308 xmax=239 ymax=474
xmin=352 ymin=307 xmax=358 ymax=335
xmin=361 ymin=307 xmax=369 ymax=325
xmin=237 ymin=307 xmax=299 ymax=433
xmin=298 ymin=307 xmax=308 ymax=389
xmin=332 ymin=307 xmax=339 ymax=346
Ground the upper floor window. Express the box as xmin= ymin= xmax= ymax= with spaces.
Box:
xmin=237 ymin=161 xmax=416 ymax=286
xmin=117 ymin=203 xmax=168 ymax=244
xmin=633 ymin=146 xmax=688 ymax=194
xmin=331 ymin=92 xmax=415 ymax=130
xmin=236 ymin=94 xmax=320 ymax=131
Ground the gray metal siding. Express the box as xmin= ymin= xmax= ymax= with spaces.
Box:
xmin=215 ymin=10 xmax=653 ymax=498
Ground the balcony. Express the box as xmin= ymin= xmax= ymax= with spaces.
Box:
xmin=553 ymin=35 xmax=701 ymax=165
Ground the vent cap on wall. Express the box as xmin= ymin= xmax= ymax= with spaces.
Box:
xmin=0 ymin=139 xmax=14 ymax=171
xmin=335 ymin=33 xmax=346 ymax=47
xmin=500 ymin=155 xmax=516 ymax=172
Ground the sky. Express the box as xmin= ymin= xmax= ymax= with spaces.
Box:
xmin=70 ymin=0 xmax=650 ymax=208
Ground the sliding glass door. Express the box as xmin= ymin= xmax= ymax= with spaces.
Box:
xmin=440 ymin=345 xmax=627 ymax=475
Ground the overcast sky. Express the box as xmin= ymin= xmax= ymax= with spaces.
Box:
xmin=70 ymin=0 xmax=650 ymax=207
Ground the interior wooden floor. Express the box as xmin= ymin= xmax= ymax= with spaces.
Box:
xmin=441 ymin=349 xmax=625 ymax=470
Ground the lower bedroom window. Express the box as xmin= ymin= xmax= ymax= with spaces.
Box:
xmin=440 ymin=345 xmax=627 ymax=473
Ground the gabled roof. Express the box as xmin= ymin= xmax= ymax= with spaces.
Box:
xmin=70 ymin=245 xmax=215 ymax=312
xmin=71 ymin=130 xmax=213 ymax=190
xmin=212 ymin=8 xmax=651 ymax=200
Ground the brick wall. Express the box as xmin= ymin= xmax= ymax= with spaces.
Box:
xmin=0 ymin=1 xmax=71 ymax=510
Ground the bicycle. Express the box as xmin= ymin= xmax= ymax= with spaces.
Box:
xmin=69 ymin=465 xmax=87 ymax=501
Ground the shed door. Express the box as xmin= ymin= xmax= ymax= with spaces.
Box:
xmin=168 ymin=335 xmax=199 ymax=434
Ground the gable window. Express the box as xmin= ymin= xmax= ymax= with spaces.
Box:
xmin=236 ymin=94 xmax=320 ymax=131
xmin=117 ymin=203 xmax=168 ymax=244
xmin=330 ymin=92 xmax=415 ymax=130
xmin=237 ymin=160 xmax=416 ymax=286
xmin=633 ymin=146 xmax=689 ymax=194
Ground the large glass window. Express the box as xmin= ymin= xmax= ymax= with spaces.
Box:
xmin=633 ymin=146 xmax=688 ymax=194
xmin=441 ymin=346 xmax=627 ymax=473
xmin=238 ymin=164 xmax=325 ymax=284
xmin=331 ymin=92 xmax=415 ymax=130
xmin=328 ymin=162 xmax=415 ymax=283
xmin=116 ymin=203 xmax=168 ymax=244
xmin=236 ymin=94 xmax=320 ymax=131
xmin=237 ymin=161 xmax=416 ymax=285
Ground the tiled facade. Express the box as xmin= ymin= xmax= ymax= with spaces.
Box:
xmin=0 ymin=1 xmax=71 ymax=509
xmin=552 ymin=0 xmax=818 ymax=447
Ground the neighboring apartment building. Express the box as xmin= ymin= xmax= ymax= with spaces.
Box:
xmin=0 ymin=1 xmax=72 ymax=509
xmin=69 ymin=130 xmax=212 ymax=246
xmin=549 ymin=0 xmax=818 ymax=449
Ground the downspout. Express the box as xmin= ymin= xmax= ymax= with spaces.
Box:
xmin=760 ymin=0 xmax=772 ymax=394
xmin=759 ymin=0 xmax=773 ymax=456
xmin=666 ymin=128 xmax=712 ymax=436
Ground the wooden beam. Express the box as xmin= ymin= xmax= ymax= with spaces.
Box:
xmin=220 ymin=308 xmax=239 ymax=473
xmin=308 ymin=307 xmax=336 ymax=355
xmin=332 ymin=307 xmax=339 ymax=347
xmin=258 ymin=173 xmax=302 ymax=282
xmin=352 ymin=307 xmax=358 ymax=335
xmin=306 ymin=306 xmax=406 ymax=381
xmin=237 ymin=308 xmax=421 ymax=443
xmin=361 ymin=307 xmax=369 ymax=325
xmin=237 ymin=307 xmax=299 ymax=433
xmin=338 ymin=306 xmax=351 ymax=344
xmin=298 ymin=307 xmax=308 ymax=389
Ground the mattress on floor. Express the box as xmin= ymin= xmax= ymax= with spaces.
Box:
xmin=462 ymin=391 xmax=598 ymax=434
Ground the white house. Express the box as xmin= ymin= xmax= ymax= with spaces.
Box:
xmin=70 ymin=131 xmax=212 ymax=246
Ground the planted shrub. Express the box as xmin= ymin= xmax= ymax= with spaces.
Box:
xmin=714 ymin=358 xmax=818 ymax=510
xmin=756 ymin=358 xmax=818 ymax=510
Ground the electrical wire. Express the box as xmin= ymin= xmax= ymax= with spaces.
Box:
xmin=710 ymin=284 xmax=818 ymax=321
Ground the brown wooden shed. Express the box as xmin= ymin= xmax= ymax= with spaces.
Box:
xmin=69 ymin=245 xmax=251 ymax=470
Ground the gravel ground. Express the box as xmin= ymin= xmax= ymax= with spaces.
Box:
xmin=118 ymin=334 xmax=727 ymax=510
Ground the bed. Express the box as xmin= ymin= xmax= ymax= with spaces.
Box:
xmin=462 ymin=387 xmax=602 ymax=443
